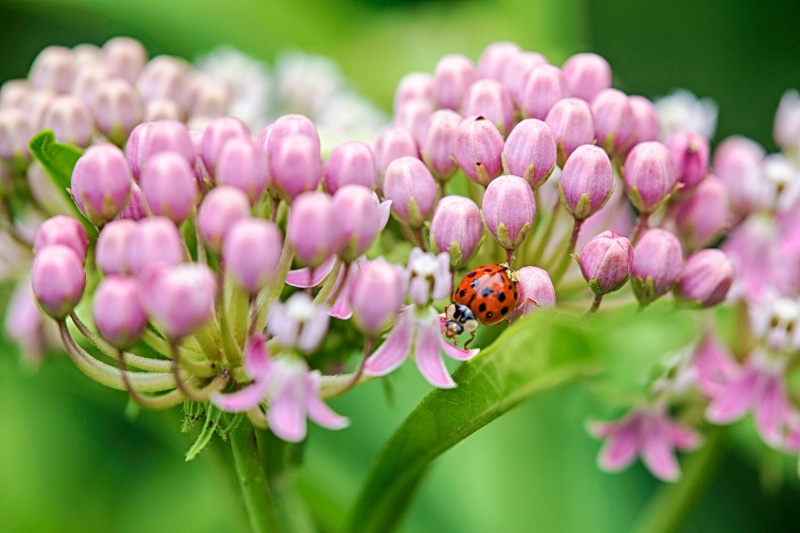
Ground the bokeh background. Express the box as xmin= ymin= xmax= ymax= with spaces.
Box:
xmin=1 ymin=0 xmax=800 ymax=531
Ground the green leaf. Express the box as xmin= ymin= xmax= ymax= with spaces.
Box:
xmin=185 ymin=403 xmax=221 ymax=461
xmin=347 ymin=306 xmax=699 ymax=532
xmin=28 ymin=129 xmax=82 ymax=191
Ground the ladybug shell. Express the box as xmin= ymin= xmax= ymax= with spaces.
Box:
xmin=453 ymin=264 xmax=519 ymax=326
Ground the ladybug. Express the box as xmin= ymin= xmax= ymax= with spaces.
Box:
xmin=444 ymin=264 xmax=519 ymax=347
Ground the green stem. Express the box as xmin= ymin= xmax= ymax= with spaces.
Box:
xmin=549 ymin=218 xmax=583 ymax=285
xmin=530 ymin=196 xmax=563 ymax=265
xmin=230 ymin=419 xmax=283 ymax=533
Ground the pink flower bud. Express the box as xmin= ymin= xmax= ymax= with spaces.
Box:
xmin=93 ymin=276 xmax=148 ymax=349
xmin=519 ymin=65 xmax=570 ymax=120
xmin=502 ymin=52 xmax=548 ymax=105
xmin=419 ymin=109 xmax=462 ymax=181
xmin=126 ymin=120 xmax=195 ymax=181
xmin=324 ymin=141 xmax=377 ymax=193
xmin=200 ymin=116 xmax=250 ymax=177
xmin=559 ymin=144 xmax=614 ymax=220
xmin=197 ymin=186 xmax=251 ymax=252
xmin=33 ymin=215 xmax=89 ymax=263
xmin=394 ymin=98 xmax=435 ymax=141
xmin=562 ymin=53 xmax=612 ymax=102
xmin=482 ymin=175 xmax=536 ymax=250
xmin=31 ymin=245 xmax=86 ymax=319
xmin=461 ymin=79 xmax=514 ymax=136
xmin=42 ymin=96 xmax=93 ymax=147
xmin=579 ymin=231 xmax=633 ymax=295
xmin=430 ymin=195 xmax=483 ymax=267
xmin=141 ymin=263 xmax=217 ymax=339
xmin=453 ymin=115 xmax=504 ymax=186
xmin=183 ymin=74 xmax=230 ymax=119
xmin=22 ymin=89 xmax=55 ymax=131
xmin=223 ymin=218 xmax=283 ymax=295
xmin=269 ymin=134 xmax=322 ymax=201
xmin=503 ymin=118 xmax=557 ymax=188
xmin=143 ymin=98 xmax=182 ymax=122
xmin=374 ymin=126 xmax=419 ymax=177
xmin=628 ymin=95 xmax=660 ymax=145
xmin=349 ymin=259 xmax=408 ymax=336
xmin=509 ymin=266 xmax=556 ymax=321
xmin=713 ymin=136 xmax=767 ymax=217
xmin=393 ymin=72 xmax=434 ymax=113
xmin=478 ymin=41 xmax=522 ymax=81
xmin=383 ymin=157 xmax=438 ymax=228
xmin=72 ymin=65 xmax=109 ymax=110
xmin=93 ymin=78 xmax=143 ymax=145
xmin=592 ymin=89 xmax=634 ymax=156
xmin=136 ymin=55 xmax=188 ymax=103
xmin=665 ymin=131 xmax=709 ymax=191
xmin=333 ymin=185 xmax=380 ymax=262
xmin=0 ymin=108 xmax=34 ymax=165
xmin=102 ymin=37 xmax=148 ymax=83
xmin=623 ymin=141 xmax=678 ymax=214
xmin=287 ymin=192 xmax=339 ymax=267
xmin=216 ymin=137 xmax=268 ymax=203
xmin=433 ymin=54 xmax=478 ymax=111
xmin=0 ymin=79 xmax=29 ymax=109
xmin=631 ymin=229 xmax=683 ymax=305
xmin=266 ymin=114 xmax=320 ymax=155
xmin=71 ymin=144 xmax=133 ymax=226
xmin=545 ymin=97 xmax=595 ymax=166
xmin=115 ymin=182 xmax=147 ymax=221
xmin=30 ymin=46 xmax=76 ymax=94
xmin=675 ymin=249 xmax=734 ymax=307
xmin=96 ymin=219 xmax=137 ymax=275
xmin=671 ymin=176 xmax=729 ymax=250
xmin=128 ymin=217 xmax=184 ymax=277
xmin=774 ymin=90 xmax=800 ymax=151
xmin=140 ymin=152 xmax=198 ymax=224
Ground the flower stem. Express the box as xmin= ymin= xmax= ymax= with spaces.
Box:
xmin=550 ymin=218 xmax=584 ymax=285
xmin=587 ymin=293 xmax=604 ymax=314
xmin=629 ymin=213 xmax=650 ymax=245
xmin=530 ymin=196 xmax=562 ymax=264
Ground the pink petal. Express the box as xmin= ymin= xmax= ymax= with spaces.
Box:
xmin=363 ymin=312 xmax=413 ymax=376
xmin=305 ymin=372 xmax=349 ymax=430
xmin=212 ymin=379 xmax=269 ymax=412
xmin=414 ymin=319 xmax=456 ymax=388
xmin=378 ymin=199 xmax=392 ymax=229
xmin=284 ymin=256 xmax=337 ymax=288
xmin=597 ymin=432 xmax=640 ymax=472
xmin=329 ymin=270 xmax=354 ymax=319
xmin=641 ymin=425 xmax=681 ymax=482
xmin=267 ymin=372 xmax=308 ymax=442
xmin=244 ymin=334 xmax=272 ymax=378
xmin=440 ymin=337 xmax=480 ymax=361
xmin=692 ymin=332 xmax=740 ymax=397
xmin=705 ymin=367 xmax=760 ymax=424
xmin=755 ymin=375 xmax=789 ymax=447
xmin=667 ymin=421 xmax=702 ymax=451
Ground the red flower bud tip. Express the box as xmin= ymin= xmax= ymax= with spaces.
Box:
xmin=128 ymin=217 xmax=185 ymax=277
xmin=393 ymin=72 xmax=434 ymax=113
xmin=93 ymin=78 xmax=143 ymax=145
xmin=502 ymin=51 xmax=548 ymax=105
xmin=141 ymin=263 xmax=217 ymax=340
xmin=623 ymin=141 xmax=678 ymax=215
xmin=579 ymin=230 xmax=633 ymax=295
xmin=102 ymin=37 xmax=148 ymax=84
xmin=509 ymin=266 xmax=556 ymax=321
xmin=453 ymin=115 xmax=504 ymax=186
xmin=42 ymin=96 xmax=93 ymax=147
xmin=631 ymin=229 xmax=683 ymax=305
xmin=269 ymin=134 xmax=322 ymax=202
xmin=665 ymin=131 xmax=710 ymax=191
xmin=323 ymin=140 xmax=377 ymax=193
xmin=559 ymin=144 xmax=614 ymax=220
xmin=383 ymin=157 xmax=438 ymax=228
xmin=482 ymin=175 xmax=536 ymax=250
xmin=33 ymin=215 xmax=89 ymax=263
xmin=420 ymin=109 xmax=462 ymax=181
xmin=712 ymin=136 xmax=767 ymax=217
xmin=136 ymin=55 xmax=189 ymax=103
xmin=671 ymin=176 xmax=729 ymax=251
xmin=96 ymin=220 xmax=137 ymax=275
xmin=71 ymin=144 xmax=133 ymax=226
xmin=216 ymin=137 xmax=268 ymax=203
xmin=333 ymin=185 xmax=381 ymax=262
xmin=29 ymin=46 xmax=76 ymax=94
xmin=545 ymin=98 xmax=595 ymax=167
xmin=140 ymin=152 xmax=198 ymax=224
xmin=462 ymin=79 xmax=515 ymax=136
xmin=93 ymin=276 xmax=148 ymax=349
xmin=675 ymin=249 xmax=734 ymax=308
xmin=223 ymin=218 xmax=283 ymax=295
xmin=287 ymin=192 xmax=339 ymax=268
xmin=197 ymin=186 xmax=251 ymax=253
xmin=592 ymin=89 xmax=635 ymax=156
xmin=562 ymin=53 xmax=612 ymax=102
xmin=774 ymin=90 xmax=800 ymax=151
xmin=477 ymin=41 xmax=522 ymax=81
xmin=519 ymin=65 xmax=570 ymax=120
xmin=394 ymin=98 xmax=435 ymax=142
xmin=31 ymin=245 xmax=86 ymax=319
xmin=503 ymin=118 xmax=557 ymax=189
xmin=628 ymin=95 xmax=660 ymax=146
xmin=200 ymin=116 xmax=250 ymax=177
xmin=126 ymin=120 xmax=195 ymax=181
xmin=430 ymin=195 xmax=483 ymax=268
xmin=432 ymin=54 xmax=478 ymax=111
xmin=374 ymin=126 xmax=419 ymax=177
xmin=0 ymin=108 xmax=35 ymax=165
xmin=349 ymin=258 xmax=408 ymax=336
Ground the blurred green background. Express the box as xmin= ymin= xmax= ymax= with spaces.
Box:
xmin=2 ymin=0 xmax=800 ymax=531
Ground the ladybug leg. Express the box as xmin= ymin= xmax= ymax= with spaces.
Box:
xmin=463 ymin=331 xmax=476 ymax=349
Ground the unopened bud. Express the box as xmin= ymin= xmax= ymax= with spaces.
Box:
xmin=675 ymin=249 xmax=734 ymax=307
xmin=482 ymin=175 xmax=536 ymax=250
xmin=453 ymin=115 xmax=504 ymax=186
xmin=503 ymin=118 xmax=557 ymax=189
xmin=579 ymin=231 xmax=633 ymax=295
xmin=631 ymin=229 xmax=683 ymax=305
xmin=430 ymin=195 xmax=483 ymax=268
xmin=31 ymin=245 xmax=86 ymax=319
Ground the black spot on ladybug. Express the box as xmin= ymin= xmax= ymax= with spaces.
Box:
xmin=480 ymin=287 xmax=493 ymax=297
xmin=478 ymin=302 xmax=487 ymax=313
xmin=500 ymin=306 xmax=509 ymax=315
xmin=497 ymin=292 xmax=506 ymax=302
xmin=459 ymin=289 xmax=467 ymax=298
xmin=483 ymin=268 xmax=492 ymax=273
xmin=513 ymin=291 xmax=518 ymax=299
xmin=468 ymin=271 xmax=477 ymax=278
xmin=486 ymin=311 xmax=493 ymax=319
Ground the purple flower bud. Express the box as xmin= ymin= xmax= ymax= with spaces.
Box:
xmin=482 ymin=175 xmax=536 ymax=250
xmin=628 ymin=95 xmax=660 ymax=145
xmin=42 ymin=96 xmax=93 ymax=147
xmin=29 ymin=46 xmax=76 ymax=94
xmin=508 ymin=266 xmax=556 ymax=321
xmin=349 ymin=258 xmax=408 ymax=336
xmin=223 ymin=218 xmax=283 ymax=295
xmin=324 ymin=141 xmax=377 ymax=193
xmin=671 ymin=176 xmax=730 ymax=250
xmin=461 ymin=79 xmax=515 ymax=136
xmin=453 ymin=115 xmax=504 ymax=186
xmin=115 ymin=182 xmax=148 ymax=221
xmin=374 ymin=126 xmax=419 ymax=177
xmin=503 ymin=118 xmax=557 ymax=188
xmin=93 ymin=276 xmax=148 ymax=349
xmin=592 ymin=89 xmax=634 ymax=156
xmin=287 ymin=192 xmax=339 ymax=267
xmin=579 ymin=230 xmax=633 ymax=295
xmin=623 ymin=141 xmax=678 ymax=215
xmin=136 ymin=55 xmax=188 ymax=103
xmin=665 ymin=131 xmax=709 ymax=191
xmin=96 ymin=219 xmax=137 ymax=275
xmin=675 ymin=249 xmax=734 ymax=307
xmin=394 ymin=98 xmax=435 ymax=141
xmin=712 ymin=136 xmax=766 ymax=217
xmin=519 ymin=65 xmax=570 ymax=120
xmin=430 ymin=195 xmax=483 ymax=267
xmin=201 ymin=116 xmax=250 ymax=177
xmin=383 ymin=157 xmax=438 ymax=228
xmin=559 ymin=144 xmax=614 ymax=220
xmin=393 ymin=72 xmax=434 ymax=113
xmin=266 ymin=114 xmax=321 ymax=155
xmin=128 ymin=217 xmax=184 ymax=277
xmin=31 ymin=245 xmax=86 ymax=319
xmin=102 ymin=37 xmax=148 ymax=83
xmin=93 ymin=78 xmax=143 ymax=146
xmin=143 ymin=98 xmax=182 ymax=122
xmin=141 ymin=263 xmax=217 ymax=339
xmin=269 ymin=134 xmax=322 ymax=201
xmin=126 ymin=120 xmax=195 ymax=181
xmin=502 ymin=51 xmax=549 ymax=105
xmin=478 ymin=41 xmax=522 ymax=81
xmin=0 ymin=108 xmax=34 ymax=165
xmin=33 ymin=215 xmax=89 ymax=263
xmin=216 ymin=137 xmax=268 ymax=203
xmin=545 ymin=97 xmax=595 ymax=167
xmin=140 ymin=152 xmax=198 ymax=224
xmin=419 ymin=109 xmax=462 ymax=181
xmin=433 ymin=54 xmax=478 ymax=111
xmin=631 ymin=229 xmax=683 ymax=305
xmin=562 ymin=53 xmax=612 ymax=102
xmin=71 ymin=144 xmax=133 ymax=226
xmin=197 ymin=186 xmax=251 ymax=252
xmin=774 ymin=90 xmax=800 ymax=151
xmin=333 ymin=185 xmax=380 ymax=262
